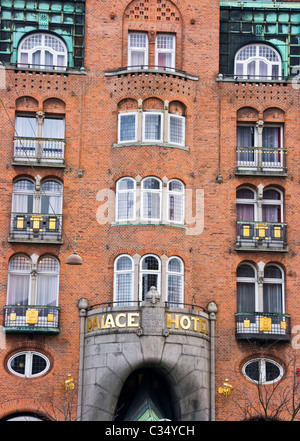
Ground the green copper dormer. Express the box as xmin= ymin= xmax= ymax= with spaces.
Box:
xmin=219 ymin=1 xmax=300 ymax=78
xmin=0 ymin=0 xmax=85 ymax=70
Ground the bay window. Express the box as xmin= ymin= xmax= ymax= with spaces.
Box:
xmin=141 ymin=177 xmax=162 ymax=221
xmin=114 ymin=255 xmax=134 ymax=306
xmin=166 ymin=257 xmax=184 ymax=307
xmin=140 ymin=255 xmax=161 ymax=301
xmin=143 ymin=112 xmax=163 ymax=142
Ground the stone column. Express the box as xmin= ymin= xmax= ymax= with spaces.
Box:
xmin=77 ymin=297 xmax=89 ymax=421
xmin=208 ymin=301 xmax=218 ymax=421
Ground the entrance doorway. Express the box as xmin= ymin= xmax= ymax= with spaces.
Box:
xmin=114 ymin=368 xmax=175 ymax=421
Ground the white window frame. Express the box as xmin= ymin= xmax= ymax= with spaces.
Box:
xmin=7 ymin=255 xmax=32 ymax=306
xmin=113 ymin=255 xmax=134 ymax=306
xmin=139 ymin=254 xmax=161 ymax=301
xmin=18 ymin=33 xmax=68 ymax=70
xmin=36 ymin=256 xmax=60 ymax=307
xmin=155 ymin=34 xmax=176 ymax=70
xmin=116 ymin=177 xmax=136 ymax=222
xmin=8 ymin=351 xmax=50 ymax=378
xmin=167 ymin=179 xmax=185 ymax=224
xmin=234 ymin=44 xmax=282 ymax=79
xmin=128 ymin=32 xmax=149 ymax=69
xmin=168 ymin=114 xmax=185 ymax=146
xmin=142 ymin=112 xmax=164 ymax=143
xmin=166 ymin=257 xmax=184 ymax=306
xmin=118 ymin=112 xmax=138 ymax=144
xmin=242 ymin=358 xmax=284 ymax=385
xmin=12 ymin=178 xmax=35 ymax=213
xmin=40 ymin=179 xmax=63 ymax=215
xmin=263 ymin=264 xmax=285 ymax=314
xmin=141 ymin=177 xmax=162 ymax=221
xmin=236 ymin=187 xmax=257 ymax=222
xmin=262 ymin=188 xmax=283 ymax=223
xmin=236 ymin=263 xmax=259 ymax=312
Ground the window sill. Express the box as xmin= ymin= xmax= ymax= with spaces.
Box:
xmin=113 ymin=142 xmax=189 ymax=151
xmin=8 ymin=237 xmax=63 ymax=244
xmin=216 ymin=74 xmax=295 ymax=85
xmin=12 ymin=159 xmax=66 ymax=168
xmin=111 ymin=221 xmax=187 ymax=229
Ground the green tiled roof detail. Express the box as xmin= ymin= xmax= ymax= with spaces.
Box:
xmin=220 ymin=1 xmax=300 ymax=76
xmin=0 ymin=0 xmax=85 ymax=68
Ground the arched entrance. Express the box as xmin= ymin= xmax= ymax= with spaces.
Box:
xmin=114 ymin=368 xmax=176 ymax=421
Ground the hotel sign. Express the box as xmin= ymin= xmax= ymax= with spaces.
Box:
xmin=87 ymin=311 xmax=209 ymax=336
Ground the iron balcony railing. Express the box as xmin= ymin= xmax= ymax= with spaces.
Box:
xmin=9 ymin=213 xmax=63 ymax=242
xmin=4 ymin=305 xmax=60 ymax=333
xmin=236 ymin=221 xmax=287 ymax=249
xmin=235 ymin=312 xmax=291 ymax=341
xmin=13 ymin=137 xmax=65 ymax=163
xmin=236 ymin=146 xmax=287 ymax=174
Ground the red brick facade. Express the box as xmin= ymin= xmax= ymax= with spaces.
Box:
xmin=0 ymin=0 xmax=299 ymax=421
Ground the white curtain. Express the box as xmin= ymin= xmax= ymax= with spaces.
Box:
xmin=43 ymin=118 xmax=65 ymax=139
xmin=8 ymin=274 xmax=30 ymax=305
xmin=15 ymin=116 xmax=37 ymax=138
xmin=263 ymin=284 xmax=282 ymax=314
xmin=36 ymin=275 xmax=58 ymax=306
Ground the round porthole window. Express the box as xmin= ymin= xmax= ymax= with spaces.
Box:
xmin=243 ymin=358 xmax=283 ymax=384
xmin=8 ymin=351 xmax=50 ymax=378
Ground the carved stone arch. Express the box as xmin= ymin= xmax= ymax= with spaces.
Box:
xmin=263 ymin=107 xmax=285 ymax=123
xmin=15 ymin=96 xmax=39 ymax=112
xmin=122 ymin=0 xmax=183 ymax=69
xmin=237 ymin=106 xmax=259 ymax=122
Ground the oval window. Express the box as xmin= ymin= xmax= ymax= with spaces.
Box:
xmin=243 ymin=358 xmax=283 ymax=384
xmin=8 ymin=351 xmax=50 ymax=378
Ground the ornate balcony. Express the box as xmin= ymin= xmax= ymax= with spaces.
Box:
xmin=235 ymin=221 xmax=288 ymax=252
xmin=235 ymin=312 xmax=291 ymax=342
xmin=3 ymin=305 xmax=60 ymax=334
xmin=236 ymin=146 xmax=287 ymax=176
xmin=9 ymin=213 xmax=63 ymax=243
xmin=13 ymin=137 xmax=65 ymax=167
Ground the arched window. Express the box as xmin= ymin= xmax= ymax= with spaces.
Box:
xmin=7 ymin=254 xmax=60 ymax=307
xmin=41 ymin=180 xmax=63 ymax=215
xmin=7 ymin=255 xmax=31 ymax=306
xmin=114 ymin=255 xmax=134 ymax=306
xmin=18 ymin=33 xmax=68 ymax=70
xmin=236 ymin=263 xmax=257 ymax=316
xmin=12 ymin=179 xmax=35 ymax=213
xmin=236 ymin=187 xmax=256 ymax=222
xmin=140 ymin=255 xmax=161 ymax=301
xmin=263 ymin=264 xmax=284 ymax=315
xmin=36 ymin=256 xmax=60 ymax=307
xmin=116 ymin=178 xmax=136 ymax=221
xmin=141 ymin=177 xmax=162 ymax=221
xmin=262 ymin=188 xmax=283 ymax=223
xmin=168 ymin=179 xmax=185 ymax=224
xmin=235 ymin=44 xmax=281 ymax=79
xmin=167 ymin=257 xmax=184 ymax=307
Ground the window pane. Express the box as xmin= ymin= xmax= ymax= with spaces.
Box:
xmin=168 ymin=274 xmax=183 ymax=305
xmin=117 ymin=192 xmax=135 ymax=220
xmin=264 ymin=265 xmax=282 ymax=279
xmin=263 ymin=283 xmax=282 ymax=314
xmin=116 ymin=273 xmax=133 ymax=305
xmin=43 ymin=118 xmax=65 ymax=139
xmin=168 ymin=257 xmax=182 ymax=273
xmin=237 ymin=264 xmax=255 ymax=278
xmin=142 ymin=256 xmax=159 ymax=271
xmin=116 ymin=256 xmax=133 ymax=271
xmin=237 ymin=282 xmax=255 ymax=313
xmin=143 ymin=191 xmax=160 ymax=219
xmin=142 ymin=274 xmax=158 ymax=300
xmin=245 ymin=360 xmax=260 ymax=382
xmin=15 ymin=116 xmax=37 ymax=138
xmin=31 ymin=354 xmax=47 ymax=375
xmin=265 ymin=362 xmax=280 ymax=382
xmin=236 ymin=126 xmax=254 ymax=148
xmin=169 ymin=115 xmax=184 ymax=145
xmin=143 ymin=178 xmax=160 ymax=190
xmin=10 ymin=354 xmax=26 ymax=376
xmin=144 ymin=114 xmax=162 ymax=141
xmin=120 ymin=114 xmax=136 ymax=142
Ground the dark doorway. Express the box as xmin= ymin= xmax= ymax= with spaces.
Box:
xmin=114 ymin=368 xmax=174 ymax=421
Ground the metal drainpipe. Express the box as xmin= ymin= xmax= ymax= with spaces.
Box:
xmin=77 ymin=298 xmax=89 ymax=421
xmin=208 ymin=301 xmax=218 ymax=421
